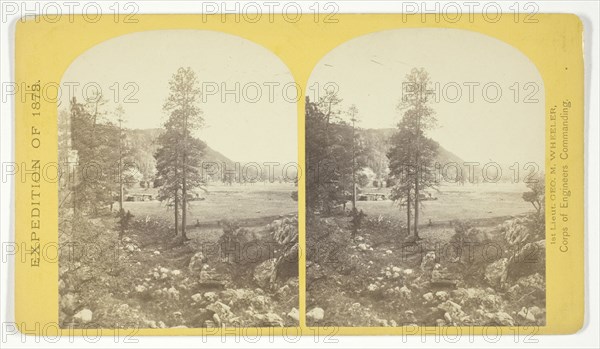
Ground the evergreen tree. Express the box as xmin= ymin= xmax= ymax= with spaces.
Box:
xmin=155 ymin=67 xmax=205 ymax=240
xmin=388 ymin=68 xmax=439 ymax=239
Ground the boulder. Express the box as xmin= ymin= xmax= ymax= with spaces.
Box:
xmin=253 ymin=312 xmax=284 ymax=327
xmin=507 ymin=240 xmax=545 ymax=280
xmin=399 ymin=286 xmax=411 ymax=299
xmin=487 ymin=311 xmax=514 ymax=326
xmin=422 ymin=292 xmax=434 ymax=302
xmin=203 ymin=292 xmax=217 ymax=302
xmin=253 ymin=259 xmax=277 ymax=289
xmin=517 ymin=307 xmax=536 ymax=322
xmin=306 ymin=307 xmax=325 ymax=322
xmin=287 ymin=307 xmax=300 ymax=321
xmin=188 ymin=252 xmax=207 ymax=273
xmin=435 ymin=291 xmax=449 ymax=301
xmin=73 ymin=309 xmax=93 ymax=324
xmin=484 ymin=258 xmax=508 ymax=287
xmin=500 ymin=218 xmax=530 ymax=245
xmin=438 ymin=300 xmax=466 ymax=324
xmin=420 ymin=251 xmax=436 ymax=271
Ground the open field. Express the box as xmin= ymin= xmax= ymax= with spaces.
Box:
xmin=123 ymin=183 xmax=298 ymax=236
xmin=356 ymin=182 xmax=534 ymax=225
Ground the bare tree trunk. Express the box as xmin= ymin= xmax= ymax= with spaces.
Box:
xmin=182 ymin=157 xmax=187 ymax=240
xmin=182 ymin=110 xmax=188 ymax=240
xmin=351 ymin=116 xmax=356 ymax=211
xmin=414 ymin=174 xmax=420 ymax=239
xmin=174 ymin=189 xmax=179 ymax=236
xmin=118 ymin=116 xmax=124 ymax=212
xmin=406 ymin=188 xmax=411 ymax=236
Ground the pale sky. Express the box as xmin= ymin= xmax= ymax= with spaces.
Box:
xmin=308 ymin=28 xmax=545 ymax=165
xmin=60 ymin=30 xmax=297 ymax=164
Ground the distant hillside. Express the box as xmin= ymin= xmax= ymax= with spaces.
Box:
xmin=359 ymin=128 xmax=467 ymax=183
xmin=126 ymin=128 xmax=236 ymax=182
xmin=128 ymin=128 xmax=235 ymax=163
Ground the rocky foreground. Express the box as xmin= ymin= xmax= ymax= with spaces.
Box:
xmin=59 ymin=214 xmax=299 ymax=328
xmin=306 ymin=214 xmax=546 ymax=327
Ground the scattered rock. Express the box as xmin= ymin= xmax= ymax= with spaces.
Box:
xmin=422 ymin=292 xmax=434 ymax=302
xmin=385 ymin=250 xmax=393 ymax=255
xmin=374 ymin=318 xmax=389 ymax=327
xmin=488 ymin=311 xmax=514 ymax=326
xmin=253 ymin=259 xmax=277 ymax=289
xmin=73 ymin=309 xmax=93 ymax=324
xmin=485 ymin=258 xmax=508 ymax=287
xmin=307 ymin=307 xmax=325 ymax=322
xmin=420 ymin=251 xmax=436 ymax=271
xmin=188 ymin=252 xmax=207 ymax=272
xmin=501 ymin=218 xmax=531 ymax=245
xmin=167 ymin=286 xmax=179 ymax=300
xmin=358 ymin=243 xmax=368 ymax=251
xmin=191 ymin=293 xmax=202 ymax=302
xmin=153 ymin=251 xmax=161 ymax=255
xmin=254 ymin=312 xmax=284 ymax=327
xmin=204 ymin=292 xmax=217 ymax=302
xmin=143 ymin=319 xmax=158 ymax=328
xmin=438 ymin=301 xmax=466 ymax=325
xmin=517 ymin=307 xmax=536 ymax=322
xmin=287 ymin=307 xmax=299 ymax=321
xmin=60 ymin=294 xmax=78 ymax=315
xmin=399 ymin=286 xmax=411 ymax=298
xmin=58 ymin=279 xmax=66 ymax=294
xmin=435 ymin=291 xmax=449 ymax=301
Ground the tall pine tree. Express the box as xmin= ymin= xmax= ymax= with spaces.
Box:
xmin=388 ymin=68 xmax=439 ymax=240
xmin=155 ymin=67 xmax=205 ymax=240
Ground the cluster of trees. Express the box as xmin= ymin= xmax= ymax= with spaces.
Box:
xmin=306 ymin=68 xmax=441 ymax=240
xmin=305 ymin=90 xmax=366 ymax=215
xmin=62 ymin=67 xmax=208 ymax=242
xmin=66 ymin=97 xmax=138 ymax=216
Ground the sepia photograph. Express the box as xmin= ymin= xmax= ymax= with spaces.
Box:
xmin=305 ymin=29 xmax=546 ymax=327
xmin=58 ymin=30 xmax=299 ymax=328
